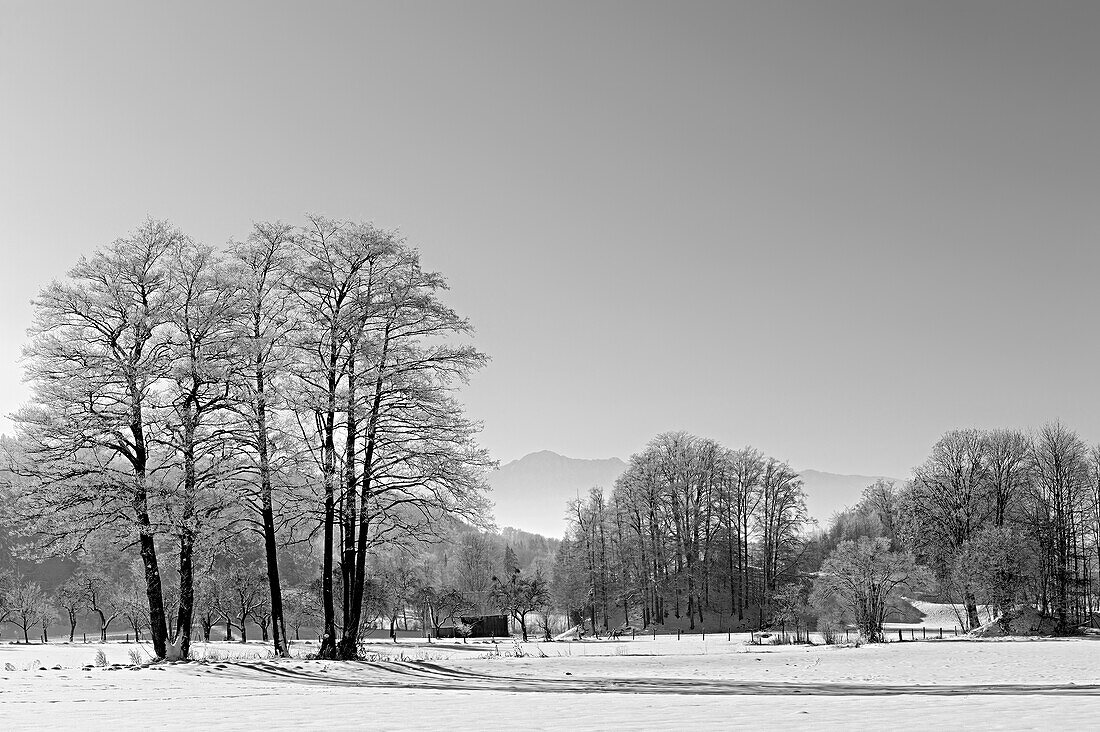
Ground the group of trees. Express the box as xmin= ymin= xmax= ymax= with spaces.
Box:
xmin=0 ymin=510 xmax=560 ymax=650
xmin=0 ymin=562 xmax=157 ymax=645
xmin=2 ymin=216 xmax=492 ymax=660
xmin=812 ymin=422 xmax=1100 ymax=639
xmin=0 ymin=572 xmax=53 ymax=643
xmin=554 ymin=432 xmax=808 ymax=634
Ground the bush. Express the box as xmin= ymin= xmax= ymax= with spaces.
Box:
xmin=94 ymin=650 xmax=108 ymax=667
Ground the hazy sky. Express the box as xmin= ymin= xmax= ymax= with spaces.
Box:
xmin=2 ymin=1 xmax=1099 ymax=478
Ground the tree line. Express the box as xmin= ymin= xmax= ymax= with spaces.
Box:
xmin=0 ymin=520 xmax=560 ymax=648
xmin=2 ymin=216 xmax=492 ymax=660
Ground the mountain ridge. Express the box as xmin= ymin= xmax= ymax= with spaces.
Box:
xmin=488 ymin=451 xmax=901 ymax=538
xmin=488 ymin=451 xmax=627 ymax=538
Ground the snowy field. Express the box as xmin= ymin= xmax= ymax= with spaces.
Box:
xmin=2 ymin=634 xmax=1099 ymax=730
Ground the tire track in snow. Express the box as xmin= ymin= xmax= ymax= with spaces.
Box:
xmin=202 ymin=661 xmax=1100 ymax=697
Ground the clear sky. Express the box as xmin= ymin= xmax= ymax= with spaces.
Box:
xmin=2 ymin=1 xmax=1099 ymax=478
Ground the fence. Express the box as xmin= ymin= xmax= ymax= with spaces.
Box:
xmin=570 ymin=624 xmax=967 ymax=644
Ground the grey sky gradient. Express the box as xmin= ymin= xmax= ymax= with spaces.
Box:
xmin=2 ymin=1 xmax=1099 ymax=478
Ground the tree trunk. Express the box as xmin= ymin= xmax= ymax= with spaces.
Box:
xmin=172 ymin=529 xmax=196 ymax=659
xmin=96 ymin=610 xmax=108 ymax=643
xmin=131 ymin=413 xmax=169 ymax=659
xmin=345 ymin=327 xmax=392 ymax=659
xmin=318 ymin=340 xmax=340 ymax=659
xmin=255 ymin=361 xmax=290 ymax=658
xmin=337 ymin=340 xmax=360 ymax=660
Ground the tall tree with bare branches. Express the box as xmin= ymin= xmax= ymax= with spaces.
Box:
xmin=228 ymin=221 xmax=300 ymax=658
xmin=12 ymin=219 xmax=184 ymax=658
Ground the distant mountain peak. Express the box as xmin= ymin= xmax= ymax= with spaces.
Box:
xmin=798 ymin=468 xmax=895 ymax=481
xmin=503 ymin=450 xmax=626 ymax=467
xmin=489 ymin=451 xmax=897 ymax=537
xmin=489 ymin=451 xmax=628 ymax=538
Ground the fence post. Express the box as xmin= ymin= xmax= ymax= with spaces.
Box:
xmin=845 ymin=629 xmax=849 ymax=642
xmin=923 ymin=627 xmax=926 ymax=640
xmin=677 ymin=628 xmax=681 ymax=641
xmin=939 ymin=628 xmax=942 ymax=639
xmin=898 ymin=629 xmax=902 ymax=642
xmin=728 ymin=627 xmax=731 ymax=642
xmin=126 ymin=634 xmax=130 ymax=643
xmin=702 ymin=626 xmax=705 ymax=641
xmin=83 ymin=633 xmax=87 ymax=644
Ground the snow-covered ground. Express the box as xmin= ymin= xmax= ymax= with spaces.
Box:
xmin=882 ymin=597 xmax=995 ymax=632
xmin=2 ymin=635 xmax=1099 ymax=730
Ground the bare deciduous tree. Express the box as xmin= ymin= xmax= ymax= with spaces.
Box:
xmin=228 ymin=222 xmax=299 ymax=658
xmin=13 ymin=220 xmax=185 ymax=658
xmin=811 ymin=537 xmax=922 ymax=643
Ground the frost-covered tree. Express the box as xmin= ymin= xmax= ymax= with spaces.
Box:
xmin=756 ymin=457 xmax=807 ymax=622
xmin=227 ymin=222 xmax=299 ymax=658
xmin=12 ymin=220 xmax=184 ymax=658
xmin=5 ymin=579 xmax=51 ymax=644
xmin=811 ymin=537 xmax=922 ymax=643
xmin=77 ymin=571 xmax=122 ymax=643
xmin=282 ymin=586 xmax=320 ymax=641
xmin=951 ymin=525 xmax=1037 ymax=622
xmin=214 ymin=564 xmax=268 ymax=643
xmin=159 ymin=239 xmax=241 ymax=658
xmin=1028 ymin=421 xmax=1091 ymax=634
xmin=454 ymin=533 xmax=496 ymax=613
xmin=119 ymin=581 xmax=151 ymax=640
xmin=902 ymin=429 xmax=993 ymax=630
xmin=490 ymin=567 xmax=550 ymax=641
xmin=55 ymin=576 xmax=85 ymax=642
